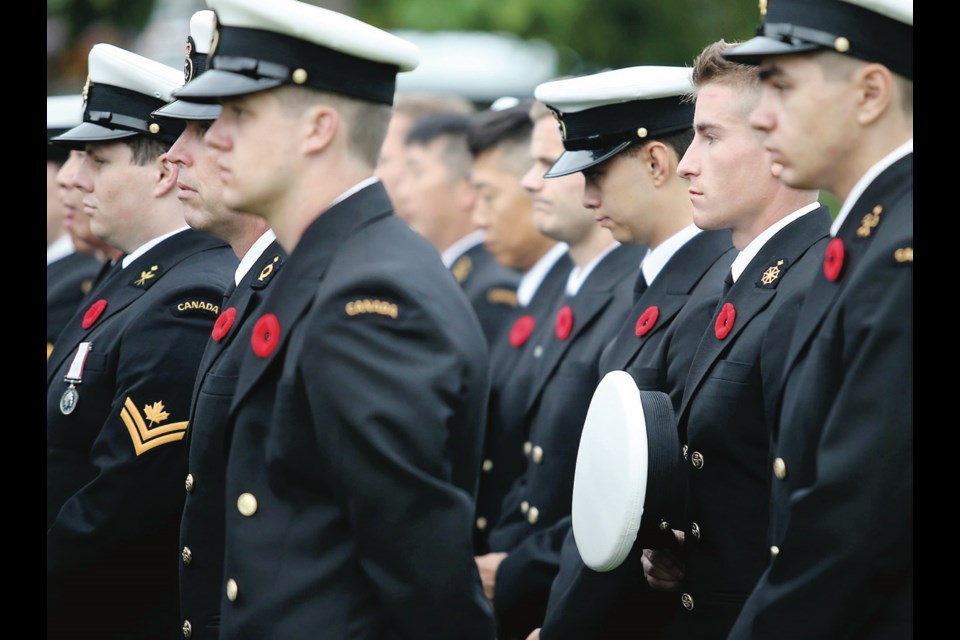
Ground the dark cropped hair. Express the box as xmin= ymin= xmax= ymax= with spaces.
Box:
xmin=466 ymin=101 xmax=534 ymax=158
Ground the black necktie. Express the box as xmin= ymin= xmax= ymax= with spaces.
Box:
xmin=722 ymin=269 xmax=735 ymax=297
xmin=222 ymin=280 xmax=238 ymax=308
xmin=633 ymin=269 xmax=648 ymax=304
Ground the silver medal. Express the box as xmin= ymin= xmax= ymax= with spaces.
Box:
xmin=60 ymin=384 xmax=79 ymax=415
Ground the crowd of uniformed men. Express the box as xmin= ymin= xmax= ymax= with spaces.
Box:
xmin=46 ymin=0 xmax=912 ymax=638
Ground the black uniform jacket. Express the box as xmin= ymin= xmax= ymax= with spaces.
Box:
xmin=729 ymin=155 xmax=913 ymax=640
xmin=218 ymin=182 xmax=496 ymax=640
xmin=47 ymin=250 xmax=103 ymax=357
xmin=46 ymin=228 xmax=235 ymax=639
xmin=667 ymin=205 xmax=831 ymax=639
xmin=474 ymin=250 xmax=573 ymax=553
xmin=178 ymin=240 xmax=286 ymax=640
xmin=452 ymin=241 xmax=523 ymax=347
xmin=488 ymin=243 xmax=646 ymax=639
xmin=539 ymin=229 xmax=735 ymax=640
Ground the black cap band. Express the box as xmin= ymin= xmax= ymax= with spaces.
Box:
xmin=553 ymin=95 xmax=694 ymax=152
xmin=85 ymin=83 xmax=185 ymax=144
xmin=212 ymin=25 xmax=400 ymax=104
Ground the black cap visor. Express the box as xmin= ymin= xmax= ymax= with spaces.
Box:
xmin=723 ymin=35 xmax=821 ymax=66
xmin=544 ymin=141 xmax=631 ymax=178
xmin=50 ymin=122 xmax=138 ymax=149
xmin=153 ymin=99 xmax=222 ymax=121
xmin=173 ymin=68 xmax=284 ymax=102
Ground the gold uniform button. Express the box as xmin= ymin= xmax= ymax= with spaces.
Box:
xmin=476 ymin=517 xmax=488 ymax=530
xmin=637 ymin=127 xmax=648 ymax=138
xmin=834 ymin=36 xmax=850 ymax=53
xmin=527 ymin=506 xmax=539 ymax=524
xmin=681 ymin=593 xmax=694 ymax=611
xmin=185 ymin=473 xmax=195 ymax=493
xmin=691 ymin=522 xmax=701 ymax=539
xmin=237 ymin=492 xmax=258 ymax=516
xmin=182 ymin=620 xmax=192 ymax=638
xmin=226 ymin=578 xmax=239 ymax=602
xmin=532 ymin=446 xmax=544 ymax=464
xmin=291 ymin=68 xmax=308 ymax=84
xmin=770 ymin=545 xmax=780 ymax=556
xmin=691 ymin=451 xmax=704 ymax=469
xmin=148 ymin=123 xmax=160 ymax=134
xmin=773 ymin=457 xmax=787 ymax=480
xmin=482 ymin=459 xmax=494 ymax=473
xmin=523 ymin=441 xmax=533 ymax=456
xmin=520 ymin=500 xmax=529 ymax=514
xmin=181 ymin=546 xmax=193 ymax=565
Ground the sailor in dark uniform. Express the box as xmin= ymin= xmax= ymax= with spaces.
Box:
xmin=466 ymin=103 xmax=573 ymax=555
xmin=722 ymin=1 xmax=914 ymax=637
xmin=639 ymin=40 xmax=830 ymax=640
xmin=47 ymin=94 xmax=102 ymax=356
xmin=173 ymin=0 xmax=495 ymax=636
xmin=152 ymin=11 xmax=287 ymax=639
xmin=46 ymin=44 xmax=236 ymax=639
xmin=528 ymin=65 xmax=734 ymax=640
xmin=394 ymin=112 xmax=521 ymax=346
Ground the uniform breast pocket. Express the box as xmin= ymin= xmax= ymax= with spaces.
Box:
xmin=709 ymin=359 xmax=755 ymax=385
xmin=264 ymin=379 xmax=323 ymax=477
xmin=199 ymin=372 xmax=239 ymax=398
xmin=80 ymin=351 xmax=109 ymax=373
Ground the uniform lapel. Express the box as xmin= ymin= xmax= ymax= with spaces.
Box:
xmin=229 ymin=184 xmax=393 ymax=414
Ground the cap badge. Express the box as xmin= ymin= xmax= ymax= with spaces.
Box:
xmin=857 ymin=205 xmax=882 ymax=238
xmin=81 ymin=75 xmax=92 ymax=102
xmin=552 ymin=110 xmax=568 ymax=141
xmin=184 ymin=37 xmax=195 ymax=83
xmin=759 ymin=0 xmax=767 ymax=17
xmin=760 ymin=259 xmax=785 ymax=285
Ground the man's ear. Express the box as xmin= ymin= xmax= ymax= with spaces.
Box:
xmin=303 ymin=104 xmax=339 ymax=155
xmin=856 ymin=63 xmax=894 ymax=126
xmin=154 ymin=153 xmax=179 ymax=198
xmin=644 ymin=142 xmax=673 ymax=187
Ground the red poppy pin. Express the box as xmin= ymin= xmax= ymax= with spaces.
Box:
xmin=555 ymin=305 xmax=574 ymax=340
xmin=251 ymin=313 xmax=280 ymax=358
xmin=823 ymin=238 xmax=845 ymax=282
xmin=635 ymin=306 xmax=660 ymax=337
xmin=509 ymin=315 xmax=535 ymax=348
xmin=212 ymin=307 xmax=237 ymax=342
xmin=81 ymin=299 xmax=108 ymax=329
xmin=714 ymin=302 xmax=736 ymax=340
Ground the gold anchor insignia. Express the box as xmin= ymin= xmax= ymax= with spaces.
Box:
xmin=761 ymin=259 xmax=785 ymax=285
xmin=759 ymin=0 xmax=768 ymax=17
xmin=81 ymin=75 xmax=92 ymax=102
xmin=134 ymin=265 xmax=159 ymax=286
xmin=258 ymin=256 xmax=280 ymax=282
xmin=894 ymin=247 xmax=913 ymax=263
xmin=857 ymin=204 xmax=883 ymax=238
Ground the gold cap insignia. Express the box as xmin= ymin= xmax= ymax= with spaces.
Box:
xmin=184 ymin=38 xmax=195 ymax=83
xmin=759 ymin=0 xmax=768 ymax=17
xmin=119 ymin=397 xmax=188 ymax=456
xmin=551 ymin=110 xmax=567 ymax=141
xmin=81 ymin=75 xmax=92 ymax=102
